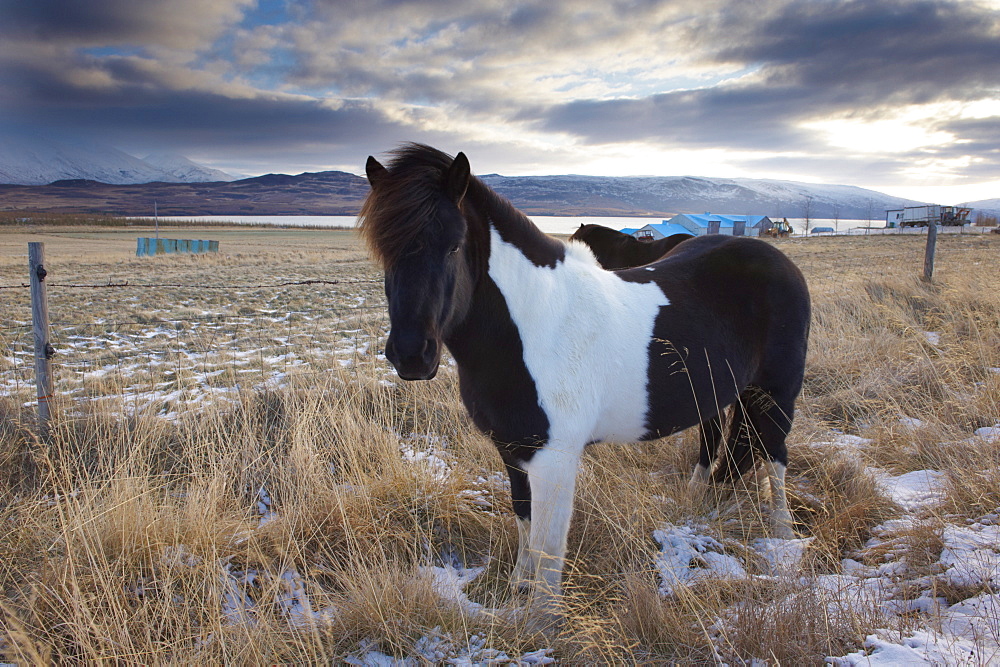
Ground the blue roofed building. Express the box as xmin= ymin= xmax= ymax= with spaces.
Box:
xmin=635 ymin=213 xmax=774 ymax=239
xmin=632 ymin=222 xmax=693 ymax=241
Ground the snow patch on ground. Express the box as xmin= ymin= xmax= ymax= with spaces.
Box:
xmin=653 ymin=523 xmax=812 ymax=595
xmin=652 ymin=454 xmax=1000 ymax=665
xmin=874 ymin=469 xmax=947 ymax=512
xmin=829 ymin=629 xmax=986 ymax=666
xmin=654 ymin=524 xmax=746 ymax=595
xmin=400 ymin=434 xmax=453 ymax=482
xmin=342 ymin=563 xmax=553 ymax=666
xmin=754 ymin=537 xmax=815 ymax=574
xmin=346 ymin=635 xmax=554 ymax=666
xmin=974 ymin=425 xmax=1000 ymax=443
xmin=418 ymin=563 xmax=485 ymax=614
xmin=823 ymin=462 xmax=1000 ymax=665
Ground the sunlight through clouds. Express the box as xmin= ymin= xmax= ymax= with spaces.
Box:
xmin=0 ymin=0 xmax=999 ymax=201
xmin=804 ymin=118 xmax=957 ymax=155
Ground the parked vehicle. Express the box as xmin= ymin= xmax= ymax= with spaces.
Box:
xmin=886 ymin=205 xmax=972 ymax=228
xmin=763 ymin=218 xmax=793 ymax=238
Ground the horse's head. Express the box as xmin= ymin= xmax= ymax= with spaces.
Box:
xmin=360 ymin=145 xmax=478 ymax=381
xmin=568 ymin=223 xmax=592 ymax=243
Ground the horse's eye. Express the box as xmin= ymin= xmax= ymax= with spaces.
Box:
xmin=448 ymin=244 xmax=461 ymax=255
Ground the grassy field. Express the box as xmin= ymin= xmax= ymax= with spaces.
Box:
xmin=1 ymin=222 xmax=999 ymax=663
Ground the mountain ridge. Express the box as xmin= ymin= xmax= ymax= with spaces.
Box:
xmin=2 ymin=167 xmax=996 ymax=220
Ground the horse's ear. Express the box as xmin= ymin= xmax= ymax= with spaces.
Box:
xmin=446 ymin=152 xmax=470 ymax=204
xmin=366 ymin=156 xmax=388 ymax=188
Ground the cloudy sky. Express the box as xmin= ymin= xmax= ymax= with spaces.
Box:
xmin=2 ymin=0 xmax=999 ymax=202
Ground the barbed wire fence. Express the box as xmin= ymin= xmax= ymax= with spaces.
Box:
xmin=2 ymin=230 xmax=995 ymax=435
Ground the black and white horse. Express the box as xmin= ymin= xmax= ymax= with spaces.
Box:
xmin=359 ymin=144 xmax=810 ymax=615
xmin=569 ymin=223 xmax=693 ymax=270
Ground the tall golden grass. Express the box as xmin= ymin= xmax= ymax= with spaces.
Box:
xmin=1 ymin=226 xmax=998 ymax=662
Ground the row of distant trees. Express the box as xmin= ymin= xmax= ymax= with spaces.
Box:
xmin=799 ymin=195 xmax=874 ymax=234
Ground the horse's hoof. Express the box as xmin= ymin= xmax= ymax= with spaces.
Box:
xmin=772 ymin=524 xmax=797 ymax=540
xmin=687 ymin=480 xmax=710 ymax=503
xmin=510 ymin=578 xmax=533 ymax=595
xmin=523 ymin=593 xmax=564 ymax=635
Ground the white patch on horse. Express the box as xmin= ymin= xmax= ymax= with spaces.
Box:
xmin=487 ymin=228 xmax=669 ymax=443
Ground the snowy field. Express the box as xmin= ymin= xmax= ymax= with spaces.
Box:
xmin=2 ymin=297 xmax=390 ymax=421
xmin=1 ymin=226 xmax=999 ymax=663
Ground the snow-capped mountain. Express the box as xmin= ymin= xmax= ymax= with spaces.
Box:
xmin=142 ymin=152 xmax=236 ymax=183
xmin=0 ymin=134 xmax=235 ymax=185
xmin=480 ymin=173 xmax=919 ymax=220
xmin=967 ymin=198 xmax=1000 ymax=216
xmin=2 ymin=168 xmax=933 ymax=219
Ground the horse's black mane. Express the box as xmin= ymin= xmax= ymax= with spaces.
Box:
xmin=359 ymin=143 xmax=542 ymax=269
xmin=359 ymin=144 xmax=453 ymax=268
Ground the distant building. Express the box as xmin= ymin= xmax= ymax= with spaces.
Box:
xmin=634 ymin=213 xmax=773 ymax=239
xmin=633 ymin=222 xmax=692 ymax=241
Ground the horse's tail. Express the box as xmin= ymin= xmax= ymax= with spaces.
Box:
xmin=710 ymin=404 xmax=758 ymax=483
xmin=710 ymin=438 xmax=756 ymax=482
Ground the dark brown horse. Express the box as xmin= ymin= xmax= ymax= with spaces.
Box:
xmin=359 ymin=144 xmax=810 ymax=620
xmin=569 ymin=223 xmax=693 ymax=270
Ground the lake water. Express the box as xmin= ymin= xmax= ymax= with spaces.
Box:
xmin=147 ymin=215 xmax=666 ymax=236
xmin=148 ymin=214 xmax=898 ymax=236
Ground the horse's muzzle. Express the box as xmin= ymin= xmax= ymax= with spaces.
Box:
xmin=385 ymin=333 xmax=440 ymax=381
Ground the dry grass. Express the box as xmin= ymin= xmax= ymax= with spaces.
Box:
xmin=1 ymin=224 xmax=998 ymax=662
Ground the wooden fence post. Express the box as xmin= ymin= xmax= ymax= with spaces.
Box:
xmin=28 ymin=242 xmax=55 ymax=437
xmin=923 ymin=221 xmax=938 ymax=282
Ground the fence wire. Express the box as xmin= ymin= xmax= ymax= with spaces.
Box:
xmin=2 ymin=229 xmax=996 ymax=423
xmin=1 ymin=277 xmax=392 ymax=421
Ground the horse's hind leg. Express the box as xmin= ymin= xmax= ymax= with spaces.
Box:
xmin=746 ymin=393 xmax=796 ymax=539
xmin=688 ymin=414 xmax=724 ymax=493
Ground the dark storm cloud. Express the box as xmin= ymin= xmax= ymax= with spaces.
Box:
xmin=939 ymin=117 xmax=1000 ymax=155
xmin=0 ymin=0 xmax=251 ymax=48
xmin=530 ymin=0 xmax=1000 ymax=150
xmin=5 ymin=82 xmax=424 ymax=162
xmin=0 ymin=47 xmax=432 ymax=172
xmin=526 ymin=85 xmax=822 ymax=150
xmin=715 ymin=0 xmax=1000 ymax=98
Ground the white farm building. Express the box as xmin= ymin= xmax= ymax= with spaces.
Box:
xmin=635 ymin=213 xmax=774 ymax=240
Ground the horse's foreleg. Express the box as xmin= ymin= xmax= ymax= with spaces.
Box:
xmin=504 ymin=462 xmax=534 ymax=591
xmin=521 ymin=442 xmax=581 ymax=610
